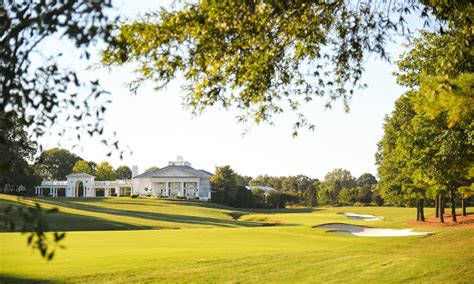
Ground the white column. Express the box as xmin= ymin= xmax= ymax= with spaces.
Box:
xmin=181 ymin=182 xmax=184 ymax=197
xmin=116 ymin=187 xmax=120 ymax=197
xmin=166 ymin=182 xmax=169 ymax=197
xmin=196 ymin=179 xmax=200 ymax=198
xmin=105 ymin=188 xmax=109 ymax=197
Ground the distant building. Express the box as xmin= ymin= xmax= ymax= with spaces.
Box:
xmin=132 ymin=156 xmax=213 ymax=201
xmin=245 ymin=186 xmax=275 ymax=203
xmin=34 ymin=156 xmax=213 ymax=201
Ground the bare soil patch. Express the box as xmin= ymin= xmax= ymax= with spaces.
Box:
xmin=410 ymin=213 xmax=474 ymax=228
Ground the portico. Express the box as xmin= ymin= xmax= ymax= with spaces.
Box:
xmin=148 ymin=179 xmax=200 ymax=198
xmin=132 ymin=157 xmax=213 ymax=201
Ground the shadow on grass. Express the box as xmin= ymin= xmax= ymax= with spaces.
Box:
xmin=165 ymin=200 xmax=323 ymax=215
xmin=248 ymin=208 xmax=321 ymax=214
xmin=0 ymin=199 xmax=151 ymax=232
xmin=28 ymin=198 xmax=287 ymax=228
xmin=0 ymin=275 xmax=53 ymax=283
xmin=159 ymin=198 xmax=241 ymax=210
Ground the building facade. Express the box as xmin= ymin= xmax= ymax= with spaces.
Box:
xmin=35 ymin=173 xmax=132 ymax=197
xmin=132 ymin=157 xmax=213 ymax=201
xmin=35 ymin=157 xmax=213 ymax=201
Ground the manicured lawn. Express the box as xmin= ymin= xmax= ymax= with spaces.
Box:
xmin=1 ymin=194 xmax=473 ymax=283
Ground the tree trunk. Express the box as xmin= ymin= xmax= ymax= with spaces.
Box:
xmin=416 ymin=200 xmax=420 ymax=221
xmin=435 ymin=195 xmax=439 ymax=218
xmin=439 ymin=195 xmax=444 ymax=223
xmin=462 ymin=198 xmax=466 ymax=216
xmin=450 ymin=186 xmax=457 ymax=222
xmin=441 ymin=195 xmax=445 ymax=215
xmin=420 ymin=199 xmax=425 ymax=222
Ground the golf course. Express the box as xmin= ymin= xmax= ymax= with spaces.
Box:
xmin=1 ymin=194 xmax=473 ymax=283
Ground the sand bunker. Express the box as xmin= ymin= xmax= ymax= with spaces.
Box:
xmin=314 ymin=223 xmax=431 ymax=237
xmin=338 ymin=212 xmax=383 ymax=221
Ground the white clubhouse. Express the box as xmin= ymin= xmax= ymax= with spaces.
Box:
xmin=35 ymin=156 xmax=213 ymax=201
xmin=132 ymin=156 xmax=212 ymax=200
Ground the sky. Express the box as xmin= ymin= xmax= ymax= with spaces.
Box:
xmin=37 ymin=1 xmax=411 ymax=180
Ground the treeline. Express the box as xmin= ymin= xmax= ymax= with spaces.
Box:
xmin=35 ymin=148 xmax=133 ymax=181
xmin=376 ymin=32 xmax=474 ymax=222
xmin=1 ymin=139 xmax=133 ymax=192
xmin=210 ymin=166 xmax=382 ymax=209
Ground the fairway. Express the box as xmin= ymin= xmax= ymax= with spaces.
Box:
xmin=1 ymin=194 xmax=473 ymax=283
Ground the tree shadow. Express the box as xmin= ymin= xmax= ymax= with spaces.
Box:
xmin=0 ymin=199 xmax=152 ymax=232
xmin=0 ymin=275 xmax=53 ymax=283
xmin=248 ymin=208 xmax=321 ymax=214
xmin=30 ymin=198 xmax=280 ymax=228
xmin=161 ymin=199 xmax=239 ymax=210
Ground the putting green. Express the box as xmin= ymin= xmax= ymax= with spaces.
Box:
xmin=1 ymin=194 xmax=473 ymax=282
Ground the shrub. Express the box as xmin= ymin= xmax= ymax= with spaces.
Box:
xmin=130 ymin=194 xmax=139 ymax=198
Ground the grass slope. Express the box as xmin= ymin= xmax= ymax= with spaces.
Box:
xmin=1 ymin=194 xmax=473 ymax=283
xmin=0 ymin=194 xmax=261 ymax=231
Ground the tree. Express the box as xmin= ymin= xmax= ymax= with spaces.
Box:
xmin=72 ymin=160 xmax=93 ymax=175
xmin=3 ymin=203 xmax=66 ymax=261
xmin=356 ymin=173 xmax=377 ymax=188
xmin=145 ymin=166 xmax=159 ymax=173
xmin=391 ymin=31 xmax=473 ymax=222
xmin=319 ymin=169 xmax=355 ymax=205
xmin=377 ymin=94 xmax=434 ymax=221
xmin=1 ymin=118 xmax=62 ymax=262
xmin=377 ymin=90 xmax=472 ymax=222
xmin=396 ymin=31 xmax=473 ymax=129
xmin=355 ymin=173 xmax=378 ymax=204
xmin=34 ymin=148 xmax=81 ymax=180
xmin=458 ymin=185 xmax=474 ymax=216
xmin=115 ymin=165 xmax=132 ymax=180
xmin=267 ymin=190 xmax=298 ymax=209
xmin=95 ymin=162 xmax=116 ymax=181
xmin=376 ymin=96 xmax=417 ymax=207
xmin=234 ymin=186 xmax=255 ymax=208
xmin=355 ymin=187 xmax=373 ymax=204
xmin=235 ymin=174 xmax=253 ymax=187
xmin=416 ymin=73 xmax=474 ymax=128
xmin=102 ymin=1 xmax=471 ymax=135
xmin=307 ymin=179 xmax=320 ymax=207
xmin=339 ymin=188 xmax=356 ymax=205
xmin=88 ymin=161 xmax=98 ymax=176
xmin=1 ymin=0 xmax=123 ymax=169
xmin=0 ymin=114 xmax=40 ymax=189
xmin=250 ymin=175 xmax=271 ymax=187
xmin=210 ymin=165 xmax=240 ymax=206
xmin=251 ymin=188 xmax=266 ymax=207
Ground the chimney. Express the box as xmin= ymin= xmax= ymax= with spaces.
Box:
xmin=132 ymin=165 xmax=138 ymax=177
